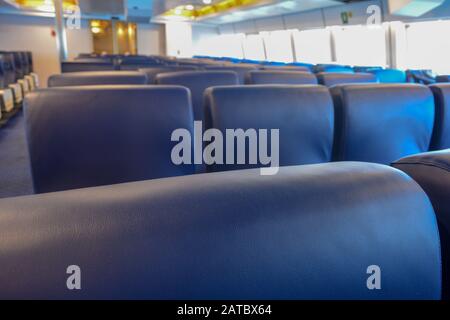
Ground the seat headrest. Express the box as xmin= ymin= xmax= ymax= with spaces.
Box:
xmin=317 ymin=72 xmax=377 ymax=87
xmin=156 ymin=71 xmax=239 ymax=122
xmin=246 ymin=70 xmax=318 ymax=85
xmin=138 ymin=66 xmax=198 ymax=84
xmin=61 ymin=61 xmax=116 ymax=73
xmin=204 ymin=65 xmax=258 ymax=84
xmin=0 ymin=163 xmax=441 ymax=299
xmin=429 ymin=84 xmax=450 ymax=150
xmin=24 ymin=85 xmax=195 ymax=193
xmin=369 ymin=69 xmax=407 ymax=83
xmin=205 ymin=85 xmax=334 ymax=172
xmin=48 ymin=71 xmax=147 ymax=87
xmin=331 ymin=84 xmax=434 ymax=164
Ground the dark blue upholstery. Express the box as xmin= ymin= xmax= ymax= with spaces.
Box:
xmin=47 ymin=71 xmax=148 ymax=87
xmin=204 ymin=65 xmax=258 ymax=84
xmin=369 ymin=69 xmax=407 ymax=83
xmin=12 ymin=52 xmax=24 ymax=79
xmin=429 ymin=84 xmax=450 ymax=150
xmin=392 ymin=149 xmax=450 ymax=299
xmin=260 ymin=65 xmax=311 ymax=72
xmin=61 ymin=61 xmax=117 ymax=73
xmin=24 ymin=86 xmax=195 ymax=193
xmin=0 ymin=55 xmax=5 ymax=88
xmin=156 ymin=71 xmax=239 ymax=122
xmin=246 ymin=70 xmax=318 ymax=85
xmin=331 ymin=84 xmax=435 ymax=164
xmin=139 ymin=66 xmax=198 ymax=84
xmin=0 ymin=52 xmax=16 ymax=85
xmin=204 ymin=85 xmax=334 ymax=172
xmin=436 ymin=75 xmax=450 ymax=83
xmin=314 ymin=64 xmax=354 ymax=73
xmin=317 ymin=72 xmax=377 ymax=87
xmin=0 ymin=162 xmax=441 ymax=299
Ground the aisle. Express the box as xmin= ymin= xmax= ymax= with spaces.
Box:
xmin=0 ymin=111 xmax=33 ymax=199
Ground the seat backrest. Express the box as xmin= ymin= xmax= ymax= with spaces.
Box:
xmin=436 ymin=75 xmax=450 ymax=83
xmin=61 ymin=61 xmax=117 ymax=73
xmin=24 ymin=86 xmax=195 ymax=193
xmin=156 ymin=71 xmax=239 ymax=122
xmin=0 ymin=52 xmax=16 ymax=85
xmin=246 ymin=70 xmax=318 ymax=85
xmin=47 ymin=71 xmax=148 ymax=87
xmin=0 ymin=54 xmax=5 ymax=88
xmin=139 ymin=66 xmax=198 ymax=84
xmin=12 ymin=52 xmax=24 ymax=79
xmin=260 ymin=65 xmax=311 ymax=72
xmin=317 ymin=72 xmax=377 ymax=87
xmin=204 ymin=65 xmax=258 ymax=84
xmin=331 ymin=84 xmax=434 ymax=164
xmin=0 ymin=162 xmax=441 ymax=299
xmin=204 ymin=85 xmax=334 ymax=172
xmin=369 ymin=69 xmax=407 ymax=83
xmin=314 ymin=64 xmax=354 ymax=73
xmin=429 ymin=84 xmax=450 ymax=150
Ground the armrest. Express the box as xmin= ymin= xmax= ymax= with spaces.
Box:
xmin=393 ymin=149 xmax=450 ymax=298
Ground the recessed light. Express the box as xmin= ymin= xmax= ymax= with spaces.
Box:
xmin=185 ymin=4 xmax=194 ymax=10
xmin=203 ymin=0 xmax=212 ymax=4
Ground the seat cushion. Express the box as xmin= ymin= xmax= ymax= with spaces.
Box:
xmin=331 ymin=84 xmax=435 ymax=164
xmin=205 ymin=85 xmax=334 ymax=172
xmin=24 ymin=85 xmax=195 ymax=193
xmin=48 ymin=71 xmax=147 ymax=87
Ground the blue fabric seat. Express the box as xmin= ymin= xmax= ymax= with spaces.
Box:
xmin=24 ymin=85 xmax=195 ymax=193
xmin=0 ymin=162 xmax=441 ymax=299
xmin=204 ymin=85 xmax=334 ymax=172
xmin=331 ymin=84 xmax=435 ymax=164
xmin=246 ymin=70 xmax=318 ymax=85
xmin=156 ymin=71 xmax=239 ymax=122
xmin=317 ymin=72 xmax=377 ymax=87
xmin=47 ymin=71 xmax=148 ymax=87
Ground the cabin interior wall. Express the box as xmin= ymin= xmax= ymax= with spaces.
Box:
xmin=137 ymin=23 xmax=165 ymax=56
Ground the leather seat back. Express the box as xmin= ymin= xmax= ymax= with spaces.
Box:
xmin=61 ymin=61 xmax=117 ymax=73
xmin=331 ymin=84 xmax=435 ymax=164
xmin=24 ymin=85 xmax=195 ymax=193
xmin=205 ymin=85 xmax=334 ymax=172
xmin=429 ymin=84 xmax=450 ymax=150
xmin=204 ymin=65 xmax=258 ymax=84
xmin=246 ymin=70 xmax=318 ymax=85
xmin=317 ymin=72 xmax=377 ymax=87
xmin=139 ymin=66 xmax=198 ymax=84
xmin=156 ymin=71 xmax=239 ymax=122
xmin=0 ymin=163 xmax=441 ymax=299
xmin=48 ymin=71 xmax=148 ymax=87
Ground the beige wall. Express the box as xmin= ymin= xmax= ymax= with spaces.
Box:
xmin=137 ymin=23 xmax=165 ymax=56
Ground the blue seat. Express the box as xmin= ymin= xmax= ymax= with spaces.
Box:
xmin=24 ymin=86 xmax=195 ymax=193
xmin=139 ymin=66 xmax=198 ymax=84
xmin=204 ymin=85 xmax=334 ymax=172
xmin=314 ymin=64 xmax=354 ymax=73
xmin=12 ymin=52 xmax=25 ymax=79
xmin=0 ymin=52 xmax=16 ymax=85
xmin=156 ymin=71 xmax=239 ymax=122
xmin=317 ymin=72 xmax=377 ymax=87
xmin=0 ymin=162 xmax=441 ymax=299
xmin=246 ymin=70 xmax=318 ymax=85
xmin=260 ymin=65 xmax=311 ymax=72
xmin=47 ymin=71 xmax=148 ymax=87
xmin=436 ymin=75 xmax=450 ymax=83
xmin=392 ymin=149 xmax=450 ymax=299
xmin=369 ymin=69 xmax=407 ymax=83
xmin=331 ymin=84 xmax=435 ymax=164
xmin=429 ymin=84 xmax=450 ymax=150
xmin=61 ymin=61 xmax=117 ymax=73
xmin=204 ymin=65 xmax=258 ymax=84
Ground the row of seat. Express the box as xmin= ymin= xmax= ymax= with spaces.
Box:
xmin=0 ymin=51 xmax=38 ymax=123
xmin=0 ymin=161 xmax=441 ymax=299
xmin=24 ymin=83 xmax=449 ymax=194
